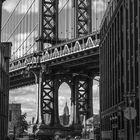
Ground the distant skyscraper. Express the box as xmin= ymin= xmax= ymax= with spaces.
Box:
xmin=63 ymin=102 xmax=70 ymax=125
xmin=59 ymin=101 xmax=70 ymax=126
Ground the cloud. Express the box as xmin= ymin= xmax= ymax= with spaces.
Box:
xmin=10 ymin=85 xmax=37 ymax=97
xmin=22 ymin=108 xmax=34 ymax=113
xmin=92 ymin=81 xmax=99 ymax=114
xmin=58 ymin=82 xmax=71 ymax=97
xmin=3 ymin=0 xmax=70 ymax=14
xmin=3 ymin=0 xmax=39 ymax=14
xmin=93 ymin=0 xmax=107 ymax=13
xmin=58 ymin=82 xmax=71 ymax=115
xmin=14 ymin=96 xmax=36 ymax=104
xmin=9 ymin=87 xmax=37 ymax=108
xmin=93 ymin=85 xmax=99 ymax=98
xmin=58 ymin=96 xmax=66 ymax=115
xmin=16 ymin=0 xmax=39 ymax=14
xmin=59 ymin=0 xmax=71 ymax=10
xmin=3 ymin=0 xmax=19 ymax=13
xmin=59 ymin=96 xmax=65 ymax=105
xmin=93 ymin=99 xmax=99 ymax=114
xmin=9 ymin=90 xmax=36 ymax=111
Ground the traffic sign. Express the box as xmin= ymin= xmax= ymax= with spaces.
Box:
xmin=124 ymin=107 xmax=137 ymax=120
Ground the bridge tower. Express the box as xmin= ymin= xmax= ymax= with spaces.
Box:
xmin=30 ymin=0 xmax=94 ymax=139
xmin=74 ymin=0 xmax=92 ymax=37
xmin=37 ymin=0 xmax=59 ymax=51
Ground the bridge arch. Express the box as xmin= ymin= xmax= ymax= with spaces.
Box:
xmin=58 ymin=81 xmax=73 ymax=127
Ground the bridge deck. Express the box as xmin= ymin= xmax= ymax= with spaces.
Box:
xmin=9 ymin=32 xmax=100 ymax=89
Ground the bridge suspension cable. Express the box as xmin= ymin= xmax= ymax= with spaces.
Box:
xmin=2 ymin=0 xmax=39 ymax=60
xmin=15 ymin=24 xmax=38 ymax=57
xmin=59 ymin=0 xmax=71 ymax=40
xmin=2 ymin=0 xmax=71 ymax=60
xmin=2 ymin=0 xmax=107 ymax=60
xmin=1 ymin=0 xmax=21 ymax=31
xmin=59 ymin=0 xmax=69 ymax=14
xmin=6 ymin=0 xmax=37 ymax=42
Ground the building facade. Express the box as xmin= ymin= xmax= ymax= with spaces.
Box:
xmin=0 ymin=42 xmax=11 ymax=139
xmin=100 ymin=0 xmax=140 ymax=140
xmin=0 ymin=0 xmax=11 ymax=139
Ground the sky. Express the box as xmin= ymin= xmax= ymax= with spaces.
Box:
xmin=2 ymin=0 xmax=107 ymax=122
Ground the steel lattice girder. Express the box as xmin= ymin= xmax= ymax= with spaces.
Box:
xmin=77 ymin=81 xmax=88 ymax=114
xmin=76 ymin=77 xmax=93 ymax=121
xmin=40 ymin=0 xmax=59 ymax=44
xmin=75 ymin=0 xmax=92 ymax=37
xmin=42 ymin=78 xmax=54 ymax=124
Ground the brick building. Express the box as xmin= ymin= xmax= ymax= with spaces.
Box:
xmin=0 ymin=42 xmax=11 ymax=139
xmin=0 ymin=1 xmax=11 ymax=139
xmin=8 ymin=104 xmax=21 ymax=133
xmin=100 ymin=0 xmax=140 ymax=140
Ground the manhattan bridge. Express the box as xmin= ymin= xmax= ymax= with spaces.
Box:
xmin=1 ymin=0 xmax=140 ymax=140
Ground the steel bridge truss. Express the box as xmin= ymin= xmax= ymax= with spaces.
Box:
xmin=33 ymin=72 xmax=93 ymax=135
xmin=9 ymin=32 xmax=99 ymax=74
xmin=19 ymin=62 xmax=95 ymax=136
xmin=76 ymin=76 xmax=93 ymax=123
xmin=42 ymin=78 xmax=54 ymax=124
xmin=8 ymin=0 xmax=97 ymax=137
xmin=38 ymin=0 xmax=92 ymax=45
xmin=9 ymin=33 xmax=99 ymax=138
xmin=75 ymin=0 xmax=92 ymax=37
xmin=38 ymin=0 xmax=59 ymax=45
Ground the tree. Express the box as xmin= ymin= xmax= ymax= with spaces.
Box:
xmin=15 ymin=113 xmax=28 ymax=137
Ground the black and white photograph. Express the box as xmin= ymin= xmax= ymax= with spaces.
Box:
xmin=0 ymin=0 xmax=139 ymax=140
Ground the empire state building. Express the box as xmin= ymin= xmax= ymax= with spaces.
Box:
xmin=59 ymin=102 xmax=70 ymax=126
